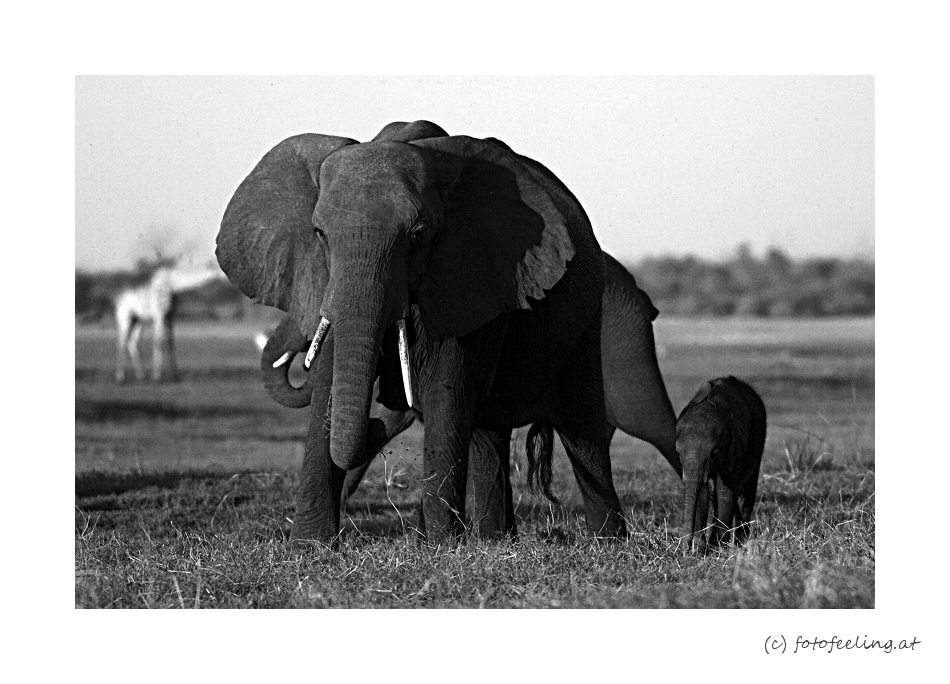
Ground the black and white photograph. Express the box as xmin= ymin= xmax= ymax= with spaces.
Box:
xmin=75 ymin=75 xmax=875 ymax=609
xmin=33 ymin=3 xmax=945 ymax=675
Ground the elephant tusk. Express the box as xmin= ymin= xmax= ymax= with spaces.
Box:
xmin=398 ymin=318 xmax=413 ymax=408
xmin=303 ymin=317 xmax=330 ymax=370
xmin=272 ymin=352 xmax=292 ymax=368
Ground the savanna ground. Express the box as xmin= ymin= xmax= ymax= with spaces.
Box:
xmin=75 ymin=316 xmax=874 ymax=608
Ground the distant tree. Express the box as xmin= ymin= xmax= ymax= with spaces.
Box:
xmin=629 ymin=248 xmax=874 ymax=318
xmin=765 ymin=247 xmax=792 ymax=276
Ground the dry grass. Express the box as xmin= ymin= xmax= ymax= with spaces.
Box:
xmin=75 ymin=317 xmax=874 ymax=608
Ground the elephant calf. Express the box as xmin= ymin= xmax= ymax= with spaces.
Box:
xmin=676 ymin=376 xmax=766 ymax=552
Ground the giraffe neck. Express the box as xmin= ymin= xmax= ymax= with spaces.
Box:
xmin=165 ymin=266 xmax=220 ymax=293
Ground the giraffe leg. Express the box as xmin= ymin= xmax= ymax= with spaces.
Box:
xmin=152 ymin=318 xmax=167 ymax=382
xmin=128 ymin=322 xmax=144 ymax=382
xmin=115 ymin=310 xmax=131 ymax=383
xmin=164 ymin=314 xmax=180 ymax=381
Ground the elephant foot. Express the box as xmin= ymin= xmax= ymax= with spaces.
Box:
xmin=416 ymin=508 xmax=468 ymax=547
xmin=418 ymin=519 xmax=463 ymax=546
xmin=734 ymin=521 xmax=754 ymax=545
xmin=421 ymin=533 xmax=463 ymax=549
xmin=289 ymin=535 xmax=339 ymax=552
xmin=678 ymin=534 xmax=709 ymax=555
xmin=587 ymin=509 xmax=628 ymax=539
xmin=467 ymin=506 xmax=517 ymax=540
xmin=470 ymin=522 xmax=517 ymax=541
xmin=290 ymin=509 xmax=342 ymax=547
xmin=706 ymin=525 xmax=745 ymax=551
xmin=289 ymin=524 xmax=341 ymax=547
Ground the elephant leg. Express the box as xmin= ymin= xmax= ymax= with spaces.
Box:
xmin=420 ymin=385 xmax=474 ymax=540
xmin=554 ymin=312 xmax=626 ymax=538
xmin=557 ymin=429 xmax=625 ymax=537
xmin=710 ymin=475 xmax=739 ymax=546
xmin=291 ymin=333 xmax=346 ymax=543
xmin=467 ymin=428 xmax=515 ymax=539
xmin=735 ymin=461 xmax=761 ymax=544
xmin=341 ymin=407 xmax=416 ymax=511
xmin=419 ymin=319 xmax=507 ymax=543
xmin=693 ymin=480 xmax=712 ymax=553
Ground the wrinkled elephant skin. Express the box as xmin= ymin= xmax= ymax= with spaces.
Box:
xmin=217 ymin=121 xmax=623 ymax=542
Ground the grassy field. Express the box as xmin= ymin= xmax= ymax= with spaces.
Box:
xmin=75 ymin=316 xmax=874 ymax=608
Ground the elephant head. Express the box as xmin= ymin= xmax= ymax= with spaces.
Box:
xmin=255 ymin=121 xmax=450 ymax=410
xmin=217 ymin=127 xmax=576 ymax=506
xmin=676 ymin=378 xmax=751 ymax=551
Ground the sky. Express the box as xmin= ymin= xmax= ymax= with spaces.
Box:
xmin=75 ymin=76 xmax=873 ymax=271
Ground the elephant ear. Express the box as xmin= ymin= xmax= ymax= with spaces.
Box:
xmin=216 ymin=134 xmax=357 ymax=335
xmin=371 ymin=120 xmax=448 ymax=142
xmin=680 ymin=380 xmax=714 ymax=418
xmin=410 ymin=136 xmax=578 ymax=340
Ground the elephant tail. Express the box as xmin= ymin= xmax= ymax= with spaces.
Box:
xmin=525 ymin=422 xmax=559 ymax=505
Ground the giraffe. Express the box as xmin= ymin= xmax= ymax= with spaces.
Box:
xmin=113 ymin=261 xmax=221 ymax=382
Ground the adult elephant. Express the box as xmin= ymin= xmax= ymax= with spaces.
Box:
xmin=256 ymin=120 xmax=520 ymax=537
xmin=262 ymin=252 xmax=681 ymax=536
xmin=216 ymin=120 xmax=624 ymax=542
xmin=354 ymin=252 xmax=683 ymax=500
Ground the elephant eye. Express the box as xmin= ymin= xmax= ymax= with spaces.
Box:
xmin=408 ymin=223 xmax=428 ymax=246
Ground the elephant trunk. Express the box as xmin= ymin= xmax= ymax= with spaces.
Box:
xmin=322 ymin=237 xmax=407 ymax=472
xmin=601 ymin=285 xmax=681 ymax=477
xmin=329 ymin=318 xmax=383 ymax=470
xmin=260 ymin=316 xmax=313 ymax=409
xmin=681 ymin=465 xmax=708 ymax=553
